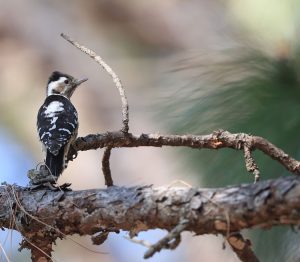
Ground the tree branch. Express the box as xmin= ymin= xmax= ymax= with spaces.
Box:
xmin=70 ymin=130 xmax=300 ymax=176
xmin=2 ymin=175 xmax=300 ymax=260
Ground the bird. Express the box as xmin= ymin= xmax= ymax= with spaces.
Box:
xmin=37 ymin=71 xmax=87 ymax=179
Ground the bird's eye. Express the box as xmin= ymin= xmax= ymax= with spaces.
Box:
xmin=64 ymin=79 xmax=69 ymax=84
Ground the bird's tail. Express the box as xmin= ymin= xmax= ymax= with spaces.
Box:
xmin=45 ymin=148 xmax=64 ymax=177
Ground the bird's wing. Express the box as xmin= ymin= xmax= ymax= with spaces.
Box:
xmin=37 ymin=95 xmax=78 ymax=156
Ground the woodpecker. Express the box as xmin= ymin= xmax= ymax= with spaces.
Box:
xmin=37 ymin=71 xmax=87 ymax=178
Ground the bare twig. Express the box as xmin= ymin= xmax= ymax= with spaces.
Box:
xmin=227 ymin=233 xmax=259 ymax=262
xmin=102 ymin=147 xmax=114 ymax=187
xmin=124 ymin=236 xmax=152 ymax=248
xmin=61 ymin=33 xmax=129 ymax=133
xmin=71 ymin=130 xmax=300 ymax=177
xmin=244 ymin=145 xmax=260 ymax=183
xmin=144 ymin=219 xmax=189 ymax=259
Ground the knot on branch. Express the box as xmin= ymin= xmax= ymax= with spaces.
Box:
xmin=211 ymin=129 xmax=225 ymax=148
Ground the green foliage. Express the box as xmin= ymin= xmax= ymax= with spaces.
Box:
xmin=162 ymin=45 xmax=300 ymax=261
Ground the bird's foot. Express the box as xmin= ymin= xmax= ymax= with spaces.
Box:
xmin=28 ymin=182 xmax=57 ymax=191
xmin=58 ymin=183 xmax=72 ymax=191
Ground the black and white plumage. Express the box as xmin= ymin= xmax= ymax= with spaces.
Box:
xmin=37 ymin=71 xmax=87 ymax=178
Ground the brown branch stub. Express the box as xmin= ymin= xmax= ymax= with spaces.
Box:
xmin=71 ymin=130 xmax=300 ymax=177
xmin=227 ymin=233 xmax=259 ymax=262
xmin=102 ymin=147 xmax=114 ymax=187
xmin=60 ymin=33 xmax=129 ymax=133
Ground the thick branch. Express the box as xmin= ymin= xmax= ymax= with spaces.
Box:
xmin=71 ymin=130 xmax=300 ymax=176
xmin=2 ymin=176 xmax=300 ymax=259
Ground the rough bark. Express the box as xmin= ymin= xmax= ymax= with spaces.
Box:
xmin=2 ymin=175 xmax=300 ymax=261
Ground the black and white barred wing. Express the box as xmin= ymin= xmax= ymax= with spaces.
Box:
xmin=37 ymin=95 xmax=78 ymax=155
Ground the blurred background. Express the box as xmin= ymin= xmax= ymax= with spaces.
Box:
xmin=1 ymin=0 xmax=300 ymax=261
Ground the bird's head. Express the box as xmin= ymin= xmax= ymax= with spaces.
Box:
xmin=47 ymin=71 xmax=88 ymax=98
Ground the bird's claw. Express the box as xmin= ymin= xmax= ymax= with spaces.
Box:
xmin=27 ymin=182 xmax=72 ymax=191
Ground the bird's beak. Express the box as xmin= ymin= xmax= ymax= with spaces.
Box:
xmin=74 ymin=77 xmax=88 ymax=87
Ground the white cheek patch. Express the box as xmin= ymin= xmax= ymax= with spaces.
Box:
xmin=47 ymin=77 xmax=68 ymax=96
